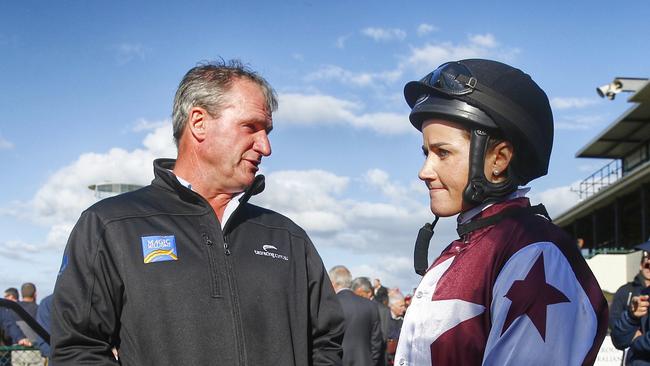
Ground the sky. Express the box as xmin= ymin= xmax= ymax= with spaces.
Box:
xmin=1 ymin=0 xmax=649 ymax=298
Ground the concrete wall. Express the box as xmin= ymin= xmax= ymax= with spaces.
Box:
xmin=586 ymin=252 xmax=642 ymax=293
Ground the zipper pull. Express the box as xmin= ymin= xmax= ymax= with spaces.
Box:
xmin=202 ymin=233 xmax=213 ymax=246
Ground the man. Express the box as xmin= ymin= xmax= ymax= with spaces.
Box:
xmin=4 ymin=288 xmax=19 ymax=302
xmin=373 ymin=279 xmax=388 ymax=306
xmin=18 ymin=283 xmax=38 ymax=318
xmin=52 ymin=60 xmax=344 ymax=365
xmin=386 ymin=290 xmax=405 ymax=341
xmin=611 ymin=241 xmax=650 ymax=364
xmin=351 ymin=277 xmax=390 ymax=366
xmin=330 ymin=266 xmax=382 ymax=366
xmin=0 ymin=296 xmax=31 ymax=347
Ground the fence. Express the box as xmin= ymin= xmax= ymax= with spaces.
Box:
xmin=0 ymin=346 xmax=46 ymax=366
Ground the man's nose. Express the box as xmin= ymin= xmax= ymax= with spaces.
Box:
xmin=254 ymin=131 xmax=272 ymax=157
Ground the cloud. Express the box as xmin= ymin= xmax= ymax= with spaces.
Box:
xmin=335 ymin=34 xmax=351 ymax=49
xmin=550 ymin=97 xmax=599 ymax=110
xmin=292 ymin=53 xmax=304 ymax=62
xmin=305 ymin=65 xmax=402 ymax=87
xmin=529 ymin=183 xmax=582 ymax=218
xmin=468 ymin=33 xmax=498 ymax=48
xmin=555 ymin=114 xmax=605 ymax=130
xmin=275 ymin=93 xmax=412 ymax=134
xmin=417 ymin=23 xmax=438 ymax=36
xmin=132 ymin=118 xmax=169 ymax=132
xmin=2 ymin=123 xmax=176 ymax=251
xmin=362 ymin=27 xmax=407 ymax=42
xmin=113 ymin=43 xmax=147 ymax=65
xmin=403 ymin=33 xmax=516 ymax=75
xmin=351 ymin=256 xmax=420 ymax=293
xmin=307 ymin=33 xmax=518 ymax=90
xmin=0 ymin=134 xmax=14 ymax=149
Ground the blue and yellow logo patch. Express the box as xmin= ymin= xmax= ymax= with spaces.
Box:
xmin=141 ymin=235 xmax=178 ymax=264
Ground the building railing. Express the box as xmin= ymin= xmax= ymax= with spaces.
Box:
xmin=581 ymin=246 xmax=634 ymax=259
xmin=572 ymin=159 xmax=623 ymax=200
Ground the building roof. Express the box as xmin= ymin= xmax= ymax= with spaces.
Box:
xmin=576 ymin=80 xmax=650 ymax=159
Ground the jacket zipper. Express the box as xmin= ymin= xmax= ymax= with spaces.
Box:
xmin=202 ymin=232 xmax=221 ymax=298
xmin=222 ymin=233 xmax=247 ymax=366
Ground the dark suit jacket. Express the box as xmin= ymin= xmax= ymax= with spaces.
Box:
xmin=337 ymin=289 xmax=383 ymax=366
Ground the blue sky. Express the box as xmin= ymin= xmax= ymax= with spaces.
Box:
xmin=1 ymin=0 xmax=649 ymax=297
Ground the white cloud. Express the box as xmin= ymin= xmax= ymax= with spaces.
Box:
xmin=275 ymin=93 xmax=412 ymax=134
xmin=417 ymin=23 xmax=437 ymax=36
xmin=335 ymin=34 xmax=351 ymax=49
xmin=132 ymin=118 xmax=169 ymax=132
xmin=0 ymin=134 xmax=13 ymax=149
xmin=529 ymin=183 xmax=581 ymax=218
xmin=307 ymin=33 xmax=518 ymax=91
xmin=305 ymin=65 xmax=402 ymax=87
xmin=555 ymin=114 xmax=605 ymax=130
xmin=2 ymin=124 xmax=175 ymax=251
xmin=551 ymin=97 xmax=599 ymax=110
xmin=361 ymin=27 xmax=407 ymax=42
xmin=468 ymin=33 xmax=498 ymax=48
xmin=291 ymin=53 xmax=304 ymax=61
xmin=403 ymin=33 xmax=518 ymax=75
xmin=113 ymin=43 xmax=147 ymax=65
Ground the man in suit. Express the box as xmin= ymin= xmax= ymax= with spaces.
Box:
xmin=330 ymin=266 xmax=383 ymax=366
xmin=351 ymin=277 xmax=391 ymax=366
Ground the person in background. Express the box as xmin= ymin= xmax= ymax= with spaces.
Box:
xmin=611 ymin=240 xmax=650 ymax=364
xmin=3 ymin=288 xmax=19 ymax=302
xmin=18 ymin=283 xmax=38 ymax=318
xmin=330 ymin=266 xmax=383 ymax=366
xmin=351 ymin=276 xmax=391 ymax=366
xmin=35 ymin=294 xmax=53 ymax=359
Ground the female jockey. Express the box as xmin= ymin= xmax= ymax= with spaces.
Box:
xmin=395 ymin=59 xmax=608 ymax=365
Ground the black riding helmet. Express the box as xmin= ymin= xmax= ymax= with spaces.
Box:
xmin=404 ymin=59 xmax=554 ymax=205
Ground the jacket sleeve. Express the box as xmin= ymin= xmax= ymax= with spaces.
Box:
xmin=50 ymin=211 xmax=122 ymax=365
xmin=305 ymin=237 xmax=344 ymax=366
xmin=370 ymin=304 xmax=384 ymax=365
xmin=609 ymin=285 xmax=632 ymax=332
xmin=611 ymin=310 xmax=642 ymax=349
xmin=1 ymin=309 xmax=27 ymax=344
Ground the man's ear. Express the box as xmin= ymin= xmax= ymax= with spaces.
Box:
xmin=187 ymin=107 xmax=209 ymax=142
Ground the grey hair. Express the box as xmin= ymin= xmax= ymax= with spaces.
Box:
xmin=388 ymin=290 xmax=405 ymax=307
xmin=171 ymin=59 xmax=278 ymax=146
xmin=328 ymin=265 xmax=352 ymax=289
xmin=350 ymin=277 xmax=373 ymax=293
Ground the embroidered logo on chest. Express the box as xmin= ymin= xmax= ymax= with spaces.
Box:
xmin=141 ymin=235 xmax=178 ymax=263
xmin=253 ymin=243 xmax=288 ymax=261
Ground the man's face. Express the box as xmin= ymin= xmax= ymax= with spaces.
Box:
xmin=640 ymin=251 xmax=650 ymax=281
xmin=390 ymin=299 xmax=406 ymax=317
xmin=3 ymin=292 xmax=17 ymax=301
xmin=200 ymin=78 xmax=273 ymax=193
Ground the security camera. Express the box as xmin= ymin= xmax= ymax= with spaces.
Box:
xmin=596 ymin=81 xmax=622 ymax=100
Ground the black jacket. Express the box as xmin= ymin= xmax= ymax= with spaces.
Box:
xmin=336 ymin=290 xmax=383 ymax=366
xmin=51 ymin=158 xmax=344 ymax=366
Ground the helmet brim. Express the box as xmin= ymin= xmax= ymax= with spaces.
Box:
xmin=408 ymin=94 xmax=498 ymax=132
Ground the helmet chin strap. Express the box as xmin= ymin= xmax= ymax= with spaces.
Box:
xmin=462 ymin=129 xmax=518 ymax=205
